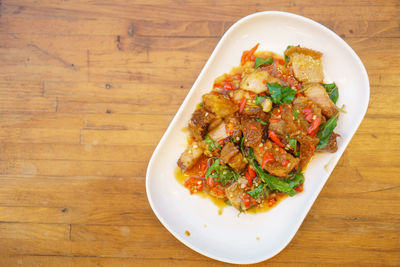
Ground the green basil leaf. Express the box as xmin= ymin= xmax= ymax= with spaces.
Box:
xmin=292 ymin=109 xmax=299 ymax=119
xmin=205 ymin=158 xmax=238 ymax=186
xmin=323 ymin=83 xmax=339 ymax=104
xmin=284 ymin=55 xmax=290 ymax=63
xmin=255 ymin=95 xmax=266 ymax=105
xmin=240 ymin=136 xmax=245 ymax=154
xmin=254 ymin=117 xmax=267 ymax=125
xmin=204 ymin=136 xmax=221 ymax=152
xmin=267 ymin=83 xmax=282 ymax=104
xmin=288 ymin=138 xmax=297 ymax=155
xmin=316 ymin=115 xmax=338 ymax=149
xmin=286 ymin=173 xmax=304 ymax=188
xmin=247 ymin=184 xmax=264 ymax=199
xmin=267 ymin=83 xmax=296 ymax=104
xmin=281 ymin=86 xmax=297 ymax=104
xmin=254 ymin=57 xmax=273 ymax=69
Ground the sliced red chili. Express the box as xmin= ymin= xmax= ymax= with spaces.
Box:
xmin=282 ymin=159 xmax=290 ymax=167
xmin=269 ymin=118 xmax=281 ymax=123
xmin=308 ymin=117 xmax=321 ymax=137
xmin=295 ymin=184 xmax=304 ymax=193
xmin=184 ymin=177 xmax=204 ymax=194
xmin=268 ymin=130 xmax=284 ymax=148
xmin=245 ymin=171 xmax=253 ymax=187
xmin=249 ymin=124 xmax=258 ymax=130
xmin=241 ymin=43 xmax=260 ymax=65
xmin=248 ymin=164 xmax=256 ymax=178
xmin=224 ymin=82 xmax=234 ymax=91
xmin=243 ymin=194 xmax=251 ymax=207
xmin=261 ymin=153 xmax=275 ymax=168
xmin=238 ymin=97 xmax=247 ymax=113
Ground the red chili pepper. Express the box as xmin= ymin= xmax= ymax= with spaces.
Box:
xmin=302 ymin=107 xmax=313 ymax=121
xmin=238 ymin=97 xmax=247 ymax=113
xmin=268 ymin=130 xmax=284 ymax=148
xmin=217 ymin=139 xmax=224 ymax=145
xmin=210 ymin=91 xmax=222 ymax=95
xmin=224 ymin=83 xmax=234 ymax=91
xmin=307 ymin=117 xmax=321 ymax=137
xmin=213 ymin=83 xmax=224 ymax=88
xmin=184 ymin=177 xmax=204 ymax=194
xmin=248 ymin=91 xmax=255 ymax=98
xmin=295 ymin=184 xmax=303 ymax=193
xmin=261 ymin=153 xmax=275 ymax=168
xmin=269 ymin=118 xmax=281 ymax=123
xmin=248 ymin=124 xmax=258 ymax=131
xmin=296 ymin=92 xmax=304 ymax=97
xmin=199 ymin=160 xmax=208 ymax=177
xmin=268 ymin=197 xmax=277 ymax=207
xmin=248 ymin=164 xmax=256 ymax=178
xmin=245 ymin=171 xmax=253 ymax=187
xmin=310 ymin=144 xmax=315 ymax=152
xmin=241 ymin=43 xmax=260 ymax=65
xmin=243 ymin=194 xmax=251 ymax=207
xmin=282 ymin=159 xmax=290 ymax=167
xmin=276 ymin=58 xmax=285 ymax=65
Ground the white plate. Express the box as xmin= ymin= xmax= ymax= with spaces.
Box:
xmin=146 ymin=11 xmax=369 ymax=264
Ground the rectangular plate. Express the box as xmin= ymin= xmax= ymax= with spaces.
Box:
xmin=146 ymin=11 xmax=369 ymax=264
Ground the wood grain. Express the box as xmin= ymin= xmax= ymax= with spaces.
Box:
xmin=0 ymin=0 xmax=399 ymax=266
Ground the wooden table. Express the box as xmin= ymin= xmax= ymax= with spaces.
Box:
xmin=0 ymin=1 xmax=399 ymax=266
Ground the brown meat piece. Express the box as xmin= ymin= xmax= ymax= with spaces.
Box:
xmin=207 ymin=122 xmax=229 ymax=142
xmin=203 ymin=93 xmax=238 ymax=118
xmin=241 ymin=118 xmax=263 ymax=148
xmin=227 ymin=152 xmax=247 ymax=173
xmin=253 ymin=140 xmax=300 ymax=177
xmin=242 ymin=105 xmax=270 ymax=122
xmin=177 ymin=142 xmax=204 ymax=172
xmin=269 ymin=107 xmax=287 ymax=139
xmin=320 ymin=132 xmax=339 ymax=153
xmin=188 ymin=107 xmax=216 ymax=141
xmin=304 ymin=83 xmax=338 ymax=118
xmin=225 ymin=182 xmax=245 ymax=210
xmin=285 ymin=46 xmax=324 ymax=83
xmin=297 ymin=134 xmax=320 ymax=169
xmin=220 ymin=142 xmax=239 ymax=163
xmin=220 ymin=143 xmax=247 ymax=173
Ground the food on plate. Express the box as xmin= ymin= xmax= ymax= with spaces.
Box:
xmin=176 ymin=44 xmax=341 ymax=212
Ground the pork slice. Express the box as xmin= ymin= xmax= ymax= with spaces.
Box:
xmin=177 ymin=142 xmax=204 ymax=173
xmin=287 ymin=47 xmax=324 ymax=83
xmin=228 ymin=152 xmax=247 ymax=173
xmin=220 ymin=142 xmax=239 ymax=163
xmin=241 ymin=118 xmax=263 ymax=148
xmin=253 ymin=141 xmax=300 ymax=177
xmin=320 ymin=132 xmax=339 ymax=153
xmin=240 ymin=70 xmax=281 ymax=94
xmin=203 ymin=93 xmax=238 ymax=118
xmin=208 ymin=122 xmax=229 ymax=142
xmin=297 ymin=134 xmax=320 ymax=169
xmin=242 ymin=105 xmax=270 ymax=122
xmin=225 ymin=181 xmax=246 ymax=210
xmin=304 ymin=83 xmax=337 ymax=118
xmin=188 ymin=107 xmax=216 ymax=141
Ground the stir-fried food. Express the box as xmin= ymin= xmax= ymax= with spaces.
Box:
xmin=177 ymin=44 xmax=341 ymax=212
